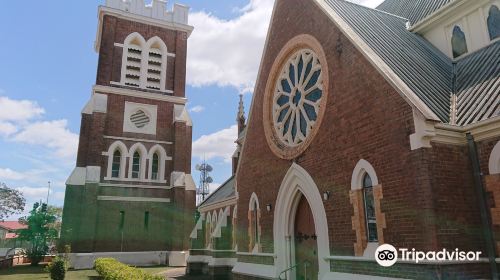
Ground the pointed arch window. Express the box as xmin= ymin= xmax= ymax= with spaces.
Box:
xmin=252 ymin=201 xmax=259 ymax=245
xmin=488 ymin=5 xmax=500 ymax=40
xmin=151 ymin=153 xmax=159 ymax=180
xmin=132 ymin=152 xmax=141 ymax=179
xmin=248 ymin=194 xmax=261 ymax=252
xmin=451 ymin=26 xmax=468 ymax=58
xmin=111 ymin=150 xmax=122 ymax=178
xmin=362 ymin=173 xmax=378 ymax=242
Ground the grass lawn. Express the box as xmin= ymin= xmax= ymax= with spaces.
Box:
xmin=0 ymin=264 xmax=171 ymax=279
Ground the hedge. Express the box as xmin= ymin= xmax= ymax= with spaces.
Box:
xmin=94 ymin=258 xmax=163 ymax=280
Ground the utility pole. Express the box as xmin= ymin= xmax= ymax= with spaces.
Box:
xmin=46 ymin=181 xmax=51 ymax=205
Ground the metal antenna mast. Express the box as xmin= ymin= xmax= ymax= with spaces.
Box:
xmin=195 ymin=160 xmax=213 ymax=204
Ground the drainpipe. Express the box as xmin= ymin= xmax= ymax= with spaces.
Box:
xmin=466 ymin=133 xmax=499 ymax=280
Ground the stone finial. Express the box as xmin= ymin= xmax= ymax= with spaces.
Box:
xmin=105 ymin=0 xmax=189 ymax=25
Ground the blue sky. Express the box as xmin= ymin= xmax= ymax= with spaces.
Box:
xmin=0 ymin=0 xmax=382 ymax=218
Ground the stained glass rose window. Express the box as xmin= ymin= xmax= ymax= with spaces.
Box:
xmin=272 ymin=49 xmax=324 ymax=147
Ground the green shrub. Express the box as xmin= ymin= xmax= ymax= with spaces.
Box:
xmin=46 ymin=256 xmax=67 ymax=280
xmin=94 ymin=258 xmax=163 ymax=280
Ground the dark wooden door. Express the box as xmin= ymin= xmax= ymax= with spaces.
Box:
xmin=294 ymin=196 xmax=318 ymax=280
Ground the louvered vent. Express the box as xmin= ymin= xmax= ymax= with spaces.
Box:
xmin=146 ymin=47 xmax=163 ymax=90
xmin=124 ymin=44 xmax=142 ymax=88
xmin=130 ymin=110 xmax=150 ymax=128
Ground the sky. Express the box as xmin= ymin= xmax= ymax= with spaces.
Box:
xmin=0 ymin=0 xmax=384 ymax=219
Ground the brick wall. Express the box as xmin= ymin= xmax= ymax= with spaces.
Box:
xmin=96 ymin=15 xmax=187 ymax=97
xmin=234 ymin=0 xmax=489 ymax=278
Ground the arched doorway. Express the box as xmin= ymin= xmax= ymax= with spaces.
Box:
xmin=294 ymin=195 xmax=318 ymax=280
xmin=274 ymin=163 xmax=330 ymax=280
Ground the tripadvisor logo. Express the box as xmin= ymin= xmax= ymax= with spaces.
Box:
xmin=375 ymin=244 xmax=482 ymax=267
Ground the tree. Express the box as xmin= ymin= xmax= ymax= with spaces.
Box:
xmin=0 ymin=182 xmax=26 ymax=221
xmin=47 ymin=205 xmax=63 ymax=236
xmin=17 ymin=202 xmax=58 ymax=266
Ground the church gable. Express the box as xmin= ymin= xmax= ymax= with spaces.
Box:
xmin=236 ymin=0 xmax=422 ymax=257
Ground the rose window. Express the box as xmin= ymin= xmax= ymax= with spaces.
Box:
xmin=273 ymin=49 xmax=324 ymax=147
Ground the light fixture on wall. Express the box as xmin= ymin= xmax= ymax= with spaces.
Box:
xmin=323 ymin=191 xmax=331 ymax=201
xmin=266 ymin=204 xmax=272 ymax=212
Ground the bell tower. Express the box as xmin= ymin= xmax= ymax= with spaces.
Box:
xmin=61 ymin=0 xmax=196 ymax=269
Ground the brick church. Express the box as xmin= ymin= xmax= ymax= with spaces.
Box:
xmin=187 ymin=0 xmax=500 ymax=279
xmin=60 ymin=0 xmax=196 ymax=269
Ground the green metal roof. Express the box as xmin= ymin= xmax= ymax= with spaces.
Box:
xmin=376 ymin=0 xmax=454 ymax=26
xmin=326 ymin=0 xmax=453 ymax=122
xmin=322 ymin=0 xmax=499 ymax=125
xmin=199 ymin=176 xmax=236 ymax=207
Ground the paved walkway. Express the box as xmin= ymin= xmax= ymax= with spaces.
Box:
xmin=162 ymin=267 xmax=210 ymax=280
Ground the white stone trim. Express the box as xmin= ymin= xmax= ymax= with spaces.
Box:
xmin=432 ymin=116 xmax=500 ymax=145
xmin=127 ymin=143 xmax=148 ymax=180
xmin=410 ymin=109 xmax=438 ymax=150
xmin=120 ymin=32 xmax=147 ymax=88
xmin=68 ymin=251 xmax=187 ymax=270
xmin=115 ymin=41 xmax=176 ymax=57
xmin=103 ymin=140 xmax=172 ymax=183
xmin=173 ymin=104 xmax=193 ymax=126
xmin=82 ymin=93 xmax=108 ymax=114
xmin=147 ymin=144 xmax=168 ymax=182
xmin=208 ymin=257 xmax=237 ymax=267
xmin=93 ymin=85 xmax=186 ymax=104
xmin=103 ymin=135 xmax=172 ymax=145
xmin=321 ymin=272 xmax=408 ymax=280
xmin=236 ymin=252 xmax=276 ymax=257
xmin=489 ymin=141 xmax=500 ymax=175
xmin=170 ymin=172 xmax=196 ymax=191
xmin=105 ymin=0 xmax=190 ymax=25
xmin=95 ymin=5 xmax=193 ymax=52
xmin=190 ymin=213 xmax=205 ymax=239
xmin=274 ymin=163 xmax=331 ymax=280
xmin=351 ymin=159 xmax=379 ymax=190
xmin=198 ymin=197 xmax=238 ymax=213
xmin=232 ymin=262 xmax=276 ymax=279
xmin=313 ymin=0 xmax=441 ymax=122
xmin=249 ymin=192 xmax=260 ymax=211
xmin=145 ymin=36 xmax=168 ymax=91
xmin=187 ymin=254 xmax=236 ymax=267
xmin=66 ymin=166 xmax=102 ymax=186
xmin=325 ymin=255 xmax=490 ymax=265
xmin=97 ymin=196 xmax=170 ymax=203
xmin=100 ymin=183 xmax=171 ymax=189
xmin=123 ymin=102 xmax=158 ymax=135
xmin=105 ymin=141 xmax=128 ymax=179
xmin=212 ymin=206 xmax=231 ymax=238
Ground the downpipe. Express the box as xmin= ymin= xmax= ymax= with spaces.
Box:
xmin=466 ymin=133 xmax=499 ymax=280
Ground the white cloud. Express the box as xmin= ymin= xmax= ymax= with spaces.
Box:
xmin=0 ymin=168 xmax=25 ymax=180
xmin=187 ymin=0 xmax=274 ymax=92
xmin=16 ymin=186 xmax=49 ymax=199
xmin=192 ymin=125 xmax=238 ymax=162
xmin=189 ymin=105 xmax=205 ymax=113
xmin=0 ymin=96 xmax=44 ymax=123
xmin=0 ymin=122 xmax=18 ymax=136
xmin=13 ymin=120 xmax=79 ymax=159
